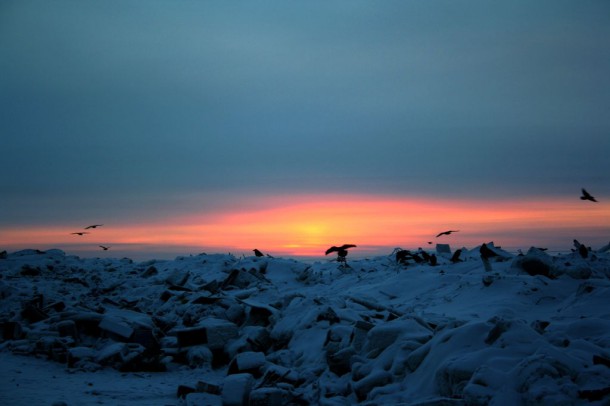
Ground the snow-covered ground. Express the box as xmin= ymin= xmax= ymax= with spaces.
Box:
xmin=1 ymin=244 xmax=609 ymax=405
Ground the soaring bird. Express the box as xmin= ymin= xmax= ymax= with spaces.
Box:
xmin=580 ymin=188 xmax=598 ymax=202
xmin=99 ymin=245 xmax=110 ymax=251
xmin=326 ymin=244 xmax=356 ymax=265
xmin=436 ymin=230 xmax=459 ymax=238
xmin=253 ymin=249 xmax=264 ymax=257
xmin=85 ymin=224 xmax=104 ymax=229
xmin=326 ymin=244 xmax=357 ymax=256
xmin=71 ymin=232 xmax=89 ymax=236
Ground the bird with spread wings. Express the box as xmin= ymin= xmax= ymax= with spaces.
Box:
xmin=580 ymin=188 xmax=597 ymax=202
xmin=436 ymin=230 xmax=459 ymax=238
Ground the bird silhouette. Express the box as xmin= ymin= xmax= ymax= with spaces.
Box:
xmin=253 ymin=249 xmax=264 ymax=257
xmin=479 ymin=243 xmax=498 ymax=260
xmin=395 ymin=249 xmax=412 ymax=264
xmin=420 ymin=250 xmax=431 ymax=262
xmin=450 ymin=249 xmax=462 ymax=263
xmin=326 ymin=244 xmax=356 ymax=265
xmin=436 ymin=230 xmax=459 ymax=238
xmin=85 ymin=224 xmax=103 ymax=229
xmin=580 ymin=188 xmax=597 ymax=202
xmin=99 ymin=245 xmax=110 ymax=251
xmin=325 ymin=244 xmax=357 ymax=256
xmin=71 ymin=232 xmax=89 ymax=236
xmin=578 ymin=244 xmax=588 ymax=259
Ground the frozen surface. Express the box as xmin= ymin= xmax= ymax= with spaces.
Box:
xmin=1 ymin=245 xmax=610 ymax=405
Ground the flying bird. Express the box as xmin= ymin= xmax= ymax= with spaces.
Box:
xmin=253 ymin=249 xmax=264 ymax=257
xmin=71 ymin=232 xmax=89 ymax=236
xmin=99 ymin=245 xmax=110 ymax=251
xmin=85 ymin=224 xmax=104 ymax=229
xmin=325 ymin=244 xmax=357 ymax=256
xmin=326 ymin=244 xmax=357 ymax=265
xmin=436 ymin=230 xmax=459 ymax=238
xmin=580 ymin=188 xmax=597 ymax=202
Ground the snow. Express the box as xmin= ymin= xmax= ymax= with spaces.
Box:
xmin=1 ymin=244 xmax=609 ymax=405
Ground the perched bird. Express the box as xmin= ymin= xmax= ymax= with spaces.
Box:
xmin=99 ymin=245 xmax=110 ymax=251
xmin=326 ymin=244 xmax=357 ymax=264
xmin=253 ymin=249 xmax=264 ymax=257
xmin=420 ymin=250 xmax=431 ymax=262
xmin=411 ymin=253 xmax=425 ymax=263
xmin=396 ymin=249 xmax=412 ymax=264
xmin=436 ymin=230 xmax=459 ymax=238
xmin=450 ymin=249 xmax=462 ymax=263
xmin=71 ymin=232 xmax=89 ymax=236
xmin=580 ymin=188 xmax=597 ymax=202
xmin=429 ymin=254 xmax=438 ymax=266
xmin=578 ymin=244 xmax=588 ymax=259
xmin=479 ymin=243 xmax=498 ymax=260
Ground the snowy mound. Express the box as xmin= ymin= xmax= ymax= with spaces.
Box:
xmin=1 ymin=246 xmax=610 ymax=405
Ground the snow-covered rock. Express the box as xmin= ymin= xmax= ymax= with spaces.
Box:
xmin=1 ymin=248 xmax=610 ymax=404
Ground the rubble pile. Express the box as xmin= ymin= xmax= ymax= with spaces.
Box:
xmin=1 ymin=246 xmax=610 ymax=405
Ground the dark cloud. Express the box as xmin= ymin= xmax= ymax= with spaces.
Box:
xmin=2 ymin=1 xmax=609 ymax=225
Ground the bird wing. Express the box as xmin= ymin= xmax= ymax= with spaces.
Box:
xmin=582 ymin=188 xmax=591 ymax=198
xmin=325 ymin=246 xmax=339 ymax=255
xmin=339 ymin=244 xmax=357 ymax=250
xmin=436 ymin=231 xmax=447 ymax=237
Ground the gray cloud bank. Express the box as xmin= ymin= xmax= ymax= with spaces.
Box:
xmin=2 ymin=1 xmax=609 ymax=225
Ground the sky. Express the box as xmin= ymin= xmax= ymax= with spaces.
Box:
xmin=1 ymin=1 xmax=609 ymax=259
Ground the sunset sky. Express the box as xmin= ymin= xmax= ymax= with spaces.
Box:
xmin=1 ymin=1 xmax=609 ymax=260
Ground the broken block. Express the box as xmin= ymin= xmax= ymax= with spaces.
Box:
xmin=56 ymin=320 xmax=79 ymax=340
xmin=249 ymin=388 xmax=288 ymax=406
xmin=175 ymin=326 xmax=207 ymax=347
xmin=201 ymin=318 xmax=239 ymax=350
xmin=67 ymin=346 xmax=97 ymax=367
xmin=222 ymin=373 xmax=254 ymax=406
xmin=186 ymin=345 xmax=213 ymax=368
xmin=99 ymin=317 xmax=134 ymax=341
xmin=195 ymin=380 xmax=222 ymax=395
xmin=1 ymin=320 xmax=23 ymax=340
xmin=21 ymin=304 xmax=48 ymax=323
xmin=228 ymin=351 xmax=266 ymax=377
xmin=130 ymin=328 xmax=159 ymax=350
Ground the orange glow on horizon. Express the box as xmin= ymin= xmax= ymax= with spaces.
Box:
xmin=2 ymin=193 xmax=609 ymax=258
